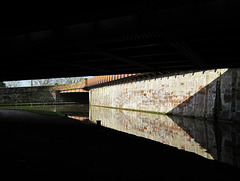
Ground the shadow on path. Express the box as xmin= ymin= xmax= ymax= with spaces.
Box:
xmin=0 ymin=110 xmax=238 ymax=180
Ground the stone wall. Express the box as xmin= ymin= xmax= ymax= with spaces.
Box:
xmin=0 ymin=86 xmax=57 ymax=104
xmin=89 ymin=68 xmax=240 ymax=121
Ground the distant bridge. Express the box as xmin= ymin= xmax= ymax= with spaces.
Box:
xmin=59 ymin=88 xmax=88 ymax=93
xmin=56 ymin=73 xmax=139 ymax=92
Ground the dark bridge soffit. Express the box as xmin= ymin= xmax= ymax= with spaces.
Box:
xmin=170 ymin=41 xmax=208 ymax=67
xmin=1 ymin=1 xmax=240 ymax=81
xmin=59 ymin=61 xmax=113 ymax=74
xmin=95 ymin=51 xmax=155 ymax=71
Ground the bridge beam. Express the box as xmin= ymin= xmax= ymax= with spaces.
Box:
xmin=95 ymin=51 xmax=155 ymax=71
xmin=170 ymin=41 xmax=208 ymax=68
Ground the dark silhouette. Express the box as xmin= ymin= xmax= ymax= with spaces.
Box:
xmin=0 ymin=109 xmax=238 ymax=180
xmin=0 ymin=81 xmax=6 ymax=87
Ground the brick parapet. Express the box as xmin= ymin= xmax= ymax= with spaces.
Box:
xmin=86 ymin=74 xmax=138 ymax=88
xmin=54 ymin=74 xmax=141 ymax=91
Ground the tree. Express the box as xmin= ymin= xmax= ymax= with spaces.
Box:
xmin=57 ymin=77 xmax=85 ymax=84
xmin=4 ymin=81 xmax=20 ymax=87
xmin=0 ymin=81 xmax=6 ymax=87
xmin=32 ymin=79 xmax=53 ymax=86
xmin=31 ymin=77 xmax=85 ymax=86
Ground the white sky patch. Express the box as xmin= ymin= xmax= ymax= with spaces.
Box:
xmin=4 ymin=76 xmax=93 ymax=88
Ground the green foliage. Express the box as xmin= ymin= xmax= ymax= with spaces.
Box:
xmin=0 ymin=81 xmax=6 ymax=87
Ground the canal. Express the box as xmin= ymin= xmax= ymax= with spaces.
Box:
xmin=2 ymin=103 xmax=239 ymax=168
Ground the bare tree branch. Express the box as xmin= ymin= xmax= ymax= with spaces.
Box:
xmin=5 ymin=81 xmax=20 ymax=87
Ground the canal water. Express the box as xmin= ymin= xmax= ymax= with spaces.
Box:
xmin=2 ymin=104 xmax=239 ymax=167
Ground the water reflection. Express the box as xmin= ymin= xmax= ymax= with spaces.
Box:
xmin=89 ymin=106 xmax=240 ymax=168
xmin=3 ymin=104 xmax=239 ymax=167
xmin=2 ymin=104 xmax=89 ymax=118
xmin=89 ymin=106 xmax=215 ymax=159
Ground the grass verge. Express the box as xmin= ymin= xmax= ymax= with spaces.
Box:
xmin=0 ymin=102 xmax=76 ymax=107
xmin=0 ymin=107 xmax=64 ymax=117
xmin=90 ymin=104 xmax=168 ymax=115
xmin=21 ymin=109 xmax=64 ymax=117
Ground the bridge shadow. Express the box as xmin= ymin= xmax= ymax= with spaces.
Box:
xmin=1 ymin=105 xmax=239 ymax=179
xmin=167 ymin=69 xmax=240 ymax=167
xmin=58 ymin=92 xmax=89 ymax=104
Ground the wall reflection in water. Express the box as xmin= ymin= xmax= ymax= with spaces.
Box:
xmin=18 ymin=104 xmax=238 ymax=167
xmin=89 ymin=106 xmax=240 ymax=167
xmin=89 ymin=106 xmax=215 ymax=159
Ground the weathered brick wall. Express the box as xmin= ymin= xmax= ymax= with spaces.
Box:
xmin=90 ymin=69 xmax=240 ymax=121
xmin=0 ymin=86 xmax=57 ymax=104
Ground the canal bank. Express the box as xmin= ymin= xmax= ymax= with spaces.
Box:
xmin=0 ymin=109 xmax=238 ymax=180
xmin=89 ymin=69 xmax=240 ymax=121
xmin=2 ymin=103 xmax=240 ymax=168
xmin=0 ymin=102 xmax=77 ymax=107
xmin=0 ymin=83 xmax=89 ymax=105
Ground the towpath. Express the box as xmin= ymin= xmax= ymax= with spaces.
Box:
xmin=0 ymin=109 xmax=238 ymax=180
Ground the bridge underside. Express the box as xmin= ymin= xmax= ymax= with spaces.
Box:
xmin=1 ymin=1 xmax=240 ymax=81
xmin=59 ymin=92 xmax=89 ymax=104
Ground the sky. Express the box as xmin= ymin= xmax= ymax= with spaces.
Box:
xmin=4 ymin=76 xmax=94 ymax=87
xmin=10 ymin=80 xmax=30 ymax=87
